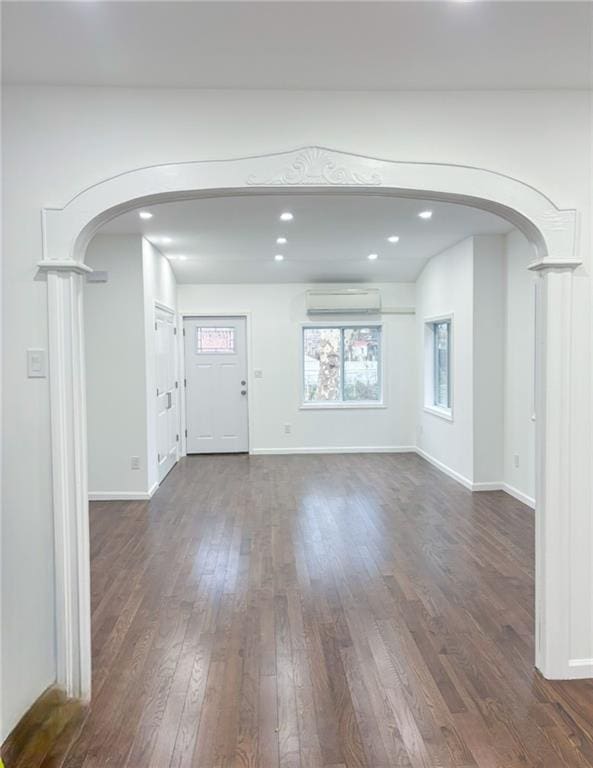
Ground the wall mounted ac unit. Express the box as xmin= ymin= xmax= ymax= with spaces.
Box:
xmin=306 ymin=288 xmax=381 ymax=315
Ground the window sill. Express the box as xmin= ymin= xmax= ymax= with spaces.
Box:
xmin=300 ymin=402 xmax=387 ymax=411
xmin=424 ymin=405 xmax=453 ymax=422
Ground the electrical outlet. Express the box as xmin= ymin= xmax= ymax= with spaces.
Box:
xmin=513 ymin=454 xmax=520 ymax=469
xmin=131 ymin=456 xmax=140 ymax=470
xmin=284 ymin=423 xmax=292 ymax=435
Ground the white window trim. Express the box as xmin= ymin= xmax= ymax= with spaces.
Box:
xmin=424 ymin=404 xmax=454 ymax=422
xmin=300 ymin=402 xmax=388 ymax=411
xmin=424 ymin=313 xmax=454 ymax=421
xmin=300 ymin=321 xmax=385 ymax=409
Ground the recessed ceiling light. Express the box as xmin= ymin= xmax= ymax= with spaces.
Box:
xmin=276 ymin=236 xmax=287 ymax=244
xmin=368 ymin=253 xmax=379 ymax=261
xmin=274 ymin=254 xmax=284 ymax=262
xmin=387 ymin=235 xmax=400 ymax=243
xmin=139 ymin=211 xmax=153 ymax=220
xmin=280 ymin=212 xmax=294 ymax=221
xmin=418 ymin=210 xmax=433 ymax=220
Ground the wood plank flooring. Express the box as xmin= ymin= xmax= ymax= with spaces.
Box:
xmin=57 ymin=453 xmax=593 ymax=767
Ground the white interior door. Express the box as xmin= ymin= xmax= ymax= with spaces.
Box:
xmin=156 ymin=308 xmax=179 ymax=482
xmin=184 ymin=316 xmax=248 ymax=454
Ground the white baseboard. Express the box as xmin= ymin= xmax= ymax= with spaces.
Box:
xmin=250 ymin=445 xmax=416 ymax=456
xmin=567 ymin=658 xmax=593 ymax=678
xmin=106 ymin=452 xmax=536 ymax=509
xmin=414 ymin=449 xmax=536 ymax=508
xmin=501 ymin=483 xmax=535 ymax=509
xmin=89 ymin=492 xmax=151 ymax=501
xmin=89 ymin=482 xmax=159 ymax=502
xmin=472 ymin=481 xmax=504 ymax=492
xmin=414 ymin=447 xmax=474 ymax=490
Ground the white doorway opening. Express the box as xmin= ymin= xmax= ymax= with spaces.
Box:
xmin=38 ymin=146 xmax=585 ymax=700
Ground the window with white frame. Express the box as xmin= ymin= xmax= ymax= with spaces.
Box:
xmin=302 ymin=325 xmax=382 ymax=405
xmin=433 ymin=320 xmax=451 ymax=408
xmin=424 ymin=318 xmax=452 ymax=416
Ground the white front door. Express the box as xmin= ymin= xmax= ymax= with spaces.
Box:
xmin=184 ymin=316 xmax=249 ymax=454
xmin=156 ymin=307 xmax=179 ymax=482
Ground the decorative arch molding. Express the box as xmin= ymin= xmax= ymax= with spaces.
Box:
xmin=37 ymin=147 xmax=587 ymax=701
xmin=40 ymin=146 xmax=579 ymax=271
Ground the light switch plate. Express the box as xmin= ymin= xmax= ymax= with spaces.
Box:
xmin=254 ymin=369 xmax=263 ymax=379
xmin=27 ymin=348 xmax=47 ymax=378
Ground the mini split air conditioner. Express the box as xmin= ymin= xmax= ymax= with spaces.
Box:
xmin=305 ymin=288 xmax=381 ymax=315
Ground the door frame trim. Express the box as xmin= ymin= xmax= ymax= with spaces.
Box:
xmin=180 ymin=312 xmax=252 ymax=456
xmin=155 ymin=303 xmax=180 ymax=483
xmin=155 ymin=299 xmax=176 ymax=315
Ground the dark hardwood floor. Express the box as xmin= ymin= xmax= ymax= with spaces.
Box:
xmin=57 ymin=453 xmax=593 ymax=767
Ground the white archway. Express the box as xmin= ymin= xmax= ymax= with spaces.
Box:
xmin=37 ymin=146 xmax=584 ymax=700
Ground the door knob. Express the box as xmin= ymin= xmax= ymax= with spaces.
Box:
xmin=241 ymin=389 xmax=247 ymax=395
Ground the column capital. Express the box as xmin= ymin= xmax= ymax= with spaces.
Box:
xmin=37 ymin=259 xmax=92 ymax=276
xmin=528 ymin=257 xmax=582 ymax=273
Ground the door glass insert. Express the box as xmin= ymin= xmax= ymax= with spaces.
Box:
xmin=195 ymin=327 xmax=236 ymax=354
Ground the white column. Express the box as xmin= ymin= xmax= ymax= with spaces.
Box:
xmin=41 ymin=260 xmax=92 ymax=700
xmin=533 ymin=264 xmax=575 ymax=679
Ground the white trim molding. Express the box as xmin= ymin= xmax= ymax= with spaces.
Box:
xmin=471 ymin=481 xmax=506 ymax=493
xmin=37 ymin=260 xmax=92 ymax=276
xmin=416 ymin=449 xmax=537 ymax=508
xmin=251 ymin=446 xmax=416 ymax=455
xmin=299 ymin=404 xmax=388 ymax=411
xmin=89 ymin=483 xmax=158 ymax=502
xmin=533 ymin=266 xmax=575 ymax=679
xmin=41 ymin=146 xmax=579 ymax=270
xmin=567 ymin=658 xmax=593 ymax=678
xmin=253 ymin=446 xmax=531 ymax=512
xmin=415 ymin=447 xmax=474 ymax=490
xmin=38 ymin=146 xmax=587 ymax=699
xmin=502 ymin=483 xmax=536 ymax=509
xmin=423 ymin=405 xmax=454 ymax=422
xmin=46 ymin=266 xmax=91 ymax=701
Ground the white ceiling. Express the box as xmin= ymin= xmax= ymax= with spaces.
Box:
xmin=99 ymin=193 xmax=513 ymax=283
xmin=2 ymin=1 xmax=591 ymax=90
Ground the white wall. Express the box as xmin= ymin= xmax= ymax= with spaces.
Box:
xmin=1 ymin=85 xmax=590 ymax=738
xmin=178 ymin=282 xmax=416 ymax=453
xmin=84 ymin=235 xmax=177 ymax=499
xmin=473 ymin=235 xmax=505 ymax=486
xmin=503 ymin=230 xmax=536 ymax=503
xmin=416 ymin=233 xmax=534 ymax=500
xmin=143 ymin=238 xmax=177 ymax=311
xmin=416 ymin=238 xmax=475 ymax=482
xmin=85 ymin=236 xmax=149 ymax=495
